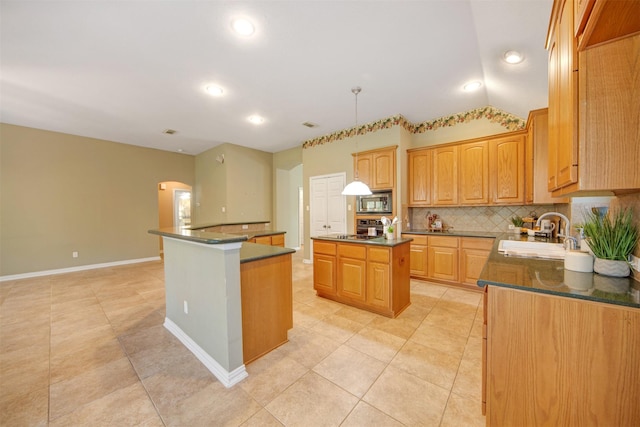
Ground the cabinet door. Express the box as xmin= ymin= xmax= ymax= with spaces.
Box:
xmin=337 ymin=257 xmax=366 ymax=301
xmin=409 ymin=244 xmax=428 ymax=279
xmin=460 ymin=248 xmax=490 ymax=285
xmin=427 ymin=246 xmax=458 ymax=281
xmin=432 ymin=146 xmax=458 ymax=205
xmin=408 ymin=150 xmax=431 ymax=206
xmin=367 ymin=261 xmax=390 ymax=308
xmin=459 ymin=141 xmax=489 ymax=205
xmin=313 ymin=254 xmax=336 ymax=294
xmin=271 ymin=233 xmax=285 ymax=247
xmin=254 ymin=236 xmax=272 ymax=245
xmin=490 ymin=135 xmax=525 ymax=204
xmin=372 ymin=150 xmax=395 ymax=189
xmin=356 ymin=154 xmax=372 ymax=188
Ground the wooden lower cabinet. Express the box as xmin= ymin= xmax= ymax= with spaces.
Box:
xmin=240 ymin=253 xmax=293 ymax=364
xmin=403 ymin=234 xmax=493 ymax=291
xmin=484 ymin=285 xmax=640 ymax=426
xmin=250 ymin=233 xmax=285 ymax=247
xmin=312 ymin=240 xmax=410 ymax=318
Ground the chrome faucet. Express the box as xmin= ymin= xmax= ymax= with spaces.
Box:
xmin=536 ymin=212 xmax=572 ymax=240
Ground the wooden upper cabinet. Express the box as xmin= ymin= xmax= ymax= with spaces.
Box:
xmin=459 ymin=141 xmax=489 ymax=205
xmin=354 ymin=146 xmax=396 ymax=191
xmin=372 ymin=150 xmax=395 ymax=189
xmin=547 ymin=0 xmax=640 ymax=196
xmin=432 ymin=146 xmax=458 ymax=205
xmin=408 ymin=149 xmax=431 ymax=206
xmin=490 ymin=134 xmax=525 ymax=205
xmin=526 ymin=109 xmax=568 ymax=204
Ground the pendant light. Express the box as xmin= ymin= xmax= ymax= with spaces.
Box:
xmin=342 ymin=87 xmax=372 ymax=196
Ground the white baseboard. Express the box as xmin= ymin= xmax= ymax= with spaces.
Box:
xmin=163 ymin=318 xmax=248 ymax=388
xmin=0 ymin=256 xmax=161 ymax=282
xmin=303 ymin=258 xmax=313 ymax=264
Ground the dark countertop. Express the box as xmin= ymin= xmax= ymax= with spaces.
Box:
xmin=149 ymin=227 xmax=248 ymax=244
xmin=478 ymin=233 xmax=640 ymax=309
xmin=189 ymin=220 xmax=271 ymax=230
xmin=402 ymin=229 xmax=502 ymax=239
xmin=311 ymin=234 xmax=412 ymax=247
xmin=240 ymin=242 xmax=295 ymax=263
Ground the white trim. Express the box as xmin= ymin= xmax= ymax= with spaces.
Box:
xmin=0 ymin=257 xmax=161 ymax=282
xmin=303 ymin=258 xmax=313 ymax=264
xmin=164 ymin=317 xmax=248 ymax=388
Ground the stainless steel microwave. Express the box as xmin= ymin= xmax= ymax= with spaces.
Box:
xmin=356 ymin=191 xmax=392 ymax=215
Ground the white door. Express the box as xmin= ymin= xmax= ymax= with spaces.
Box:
xmin=310 ymin=173 xmax=346 ymax=237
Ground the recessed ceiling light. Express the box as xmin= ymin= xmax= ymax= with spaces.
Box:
xmin=231 ymin=18 xmax=255 ymax=36
xmin=248 ymin=115 xmax=265 ymax=125
xmin=462 ymin=81 xmax=483 ymax=92
xmin=504 ymin=50 xmax=524 ymax=64
xmin=205 ymin=85 xmax=224 ymax=96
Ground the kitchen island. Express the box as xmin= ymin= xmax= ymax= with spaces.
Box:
xmin=311 ymin=234 xmax=411 ymax=318
xmin=478 ymin=234 xmax=640 ymax=425
xmin=148 ymin=227 xmax=293 ymax=387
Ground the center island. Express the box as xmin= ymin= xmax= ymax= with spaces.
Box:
xmin=311 ymin=234 xmax=412 ymax=318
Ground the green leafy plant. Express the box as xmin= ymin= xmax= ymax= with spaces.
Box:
xmin=387 ymin=226 xmax=394 ymax=233
xmin=510 ymin=216 xmax=524 ymax=227
xmin=581 ymin=208 xmax=638 ymax=261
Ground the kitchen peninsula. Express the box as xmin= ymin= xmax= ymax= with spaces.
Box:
xmin=148 ymin=226 xmax=293 ymax=387
xmin=478 ymin=236 xmax=640 ymax=425
xmin=311 ymin=234 xmax=411 ymax=318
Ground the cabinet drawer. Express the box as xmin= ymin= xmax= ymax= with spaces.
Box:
xmin=314 ymin=241 xmax=336 ymax=256
xmin=428 ymin=235 xmax=459 ymax=248
xmin=271 ymin=234 xmax=285 ymax=246
xmin=368 ymin=247 xmax=390 ymax=263
xmin=338 ymin=243 xmax=367 ymax=260
xmin=254 ymin=236 xmax=272 ymax=245
xmin=461 ymin=237 xmax=494 ymax=251
xmin=402 ymin=234 xmax=427 ymax=245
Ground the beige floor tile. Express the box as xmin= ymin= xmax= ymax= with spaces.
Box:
xmin=313 ymin=345 xmax=386 ymax=398
xmin=0 ymin=385 xmax=49 ymax=427
xmin=142 ymin=358 xmax=216 ymax=415
xmin=310 ymin=313 xmax=365 ymax=344
xmin=368 ymin=315 xmax=421 ymax=340
xmin=241 ymin=348 xmax=309 ymax=406
xmin=345 ymin=325 xmax=406 ymax=363
xmin=292 ymin=302 xmax=326 ymax=329
xmin=266 ymin=371 xmax=359 ymax=426
xmin=331 ymin=304 xmax=378 ymax=325
xmin=363 ymin=365 xmax=450 ymax=426
xmin=0 ymin=346 xmax=50 ymax=401
xmin=422 ymin=305 xmax=476 ymax=337
xmin=390 ymin=340 xmax=461 ymax=390
xmin=340 ymin=401 xmax=404 ymax=427
xmin=126 ymin=334 xmax=195 ymax=379
xmin=50 ymin=323 xmax=115 ymax=350
xmin=49 ymin=356 xmax=139 ymax=420
xmin=0 ymin=317 xmax=50 ymax=354
xmin=162 ymin=380 xmax=261 ymax=426
xmin=50 ymin=332 xmax=127 ymax=383
xmin=451 ymin=344 xmax=483 ymax=401
xmin=277 ymin=326 xmax=341 ymax=369
xmin=440 ymin=393 xmax=486 ymax=427
xmin=441 ymin=287 xmax=483 ymax=306
xmin=410 ymin=322 xmax=468 ymax=356
xmin=241 ymin=408 xmax=284 ymax=426
xmin=410 ymin=280 xmax=450 ymax=298
xmin=49 ymin=382 xmax=163 ymax=427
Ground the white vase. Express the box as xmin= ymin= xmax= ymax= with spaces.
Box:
xmin=385 ymin=231 xmax=394 ymax=240
xmin=593 ymin=258 xmax=630 ymax=277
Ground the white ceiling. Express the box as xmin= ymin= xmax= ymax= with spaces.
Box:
xmin=1 ymin=0 xmax=553 ymax=155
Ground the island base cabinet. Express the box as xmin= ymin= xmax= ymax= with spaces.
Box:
xmin=312 ymin=240 xmax=410 ymax=318
xmin=485 ymin=286 xmax=640 ymax=426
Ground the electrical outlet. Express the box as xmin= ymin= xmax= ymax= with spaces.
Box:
xmin=183 ymin=300 xmax=189 ymax=314
xmin=242 ymin=224 xmax=249 ymax=230
xmin=221 ymin=206 xmax=226 ymax=213
xmin=72 ymin=251 xmax=78 ymax=258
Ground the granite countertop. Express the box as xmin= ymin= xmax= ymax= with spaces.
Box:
xmin=148 ymin=227 xmax=248 ymax=244
xmin=311 ymin=234 xmax=413 ymax=247
xmin=189 ymin=220 xmax=271 ymax=230
xmin=402 ymin=229 xmax=502 ymax=239
xmin=478 ymin=233 xmax=640 ymax=309
xmin=240 ymin=242 xmax=295 ymax=263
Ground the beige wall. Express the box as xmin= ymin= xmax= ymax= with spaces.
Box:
xmin=0 ymin=123 xmax=195 ymax=276
xmin=410 ymin=118 xmax=510 ymax=148
xmin=273 ymin=146 xmax=303 ymax=248
xmin=195 ymin=143 xmax=273 ymax=225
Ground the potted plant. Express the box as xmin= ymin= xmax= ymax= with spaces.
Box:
xmin=581 ymin=208 xmax=638 ymax=277
xmin=510 ymin=216 xmax=524 ymax=234
xmin=381 ymin=216 xmax=398 ymax=239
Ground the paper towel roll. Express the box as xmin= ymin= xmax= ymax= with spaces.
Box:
xmin=564 ymin=250 xmax=594 ymax=272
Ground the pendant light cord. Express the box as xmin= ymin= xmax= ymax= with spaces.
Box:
xmin=353 ymin=86 xmax=361 ymax=180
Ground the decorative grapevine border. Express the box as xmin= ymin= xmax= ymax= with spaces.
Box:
xmin=301 ymin=106 xmax=525 ymax=149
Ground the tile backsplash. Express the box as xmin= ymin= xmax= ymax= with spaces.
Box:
xmin=409 ymin=205 xmax=561 ymax=233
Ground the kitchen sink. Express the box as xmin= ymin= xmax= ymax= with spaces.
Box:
xmin=498 ymin=240 xmax=566 ymax=260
